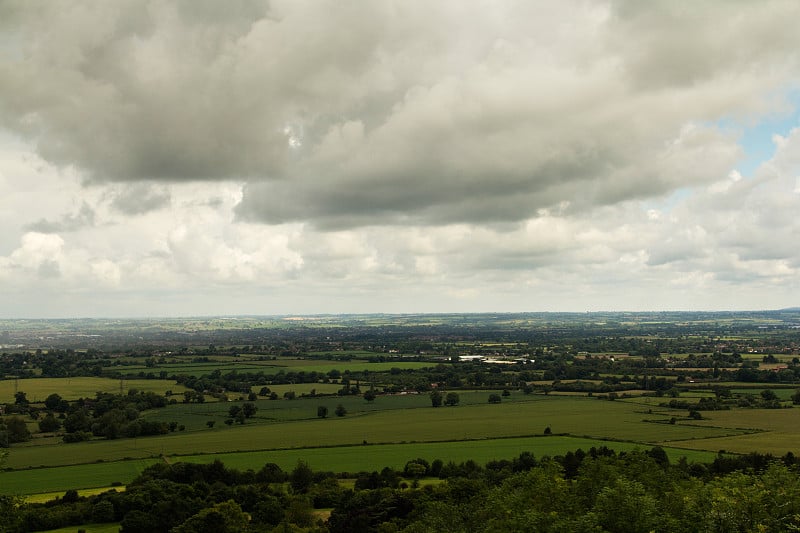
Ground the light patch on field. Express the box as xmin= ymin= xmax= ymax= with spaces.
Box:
xmin=0 ymin=377 xmax=188 ymax=402
xmin=25 ymin=485 xmax=126 ymax=503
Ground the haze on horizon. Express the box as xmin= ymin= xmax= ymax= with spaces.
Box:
xmin=1 ymin=1 xmax=800 ymax=319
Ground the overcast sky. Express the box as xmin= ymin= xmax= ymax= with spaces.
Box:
xmin=1 ymin=0 xmax=799 ymax=318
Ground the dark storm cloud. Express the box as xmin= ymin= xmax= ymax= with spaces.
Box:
xmin=1 ymin=1 xmax=799 ymax=230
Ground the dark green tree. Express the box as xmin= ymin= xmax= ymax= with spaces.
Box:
xmin=38 ymin=413 xmax=61 ymax=433
xmin=290 ymin=460 xmax=314 ymax=494
xmin=430 ymin=390 xmax=443 ymax=407
xmin=242 ymin=402 xmax=257 ymax=418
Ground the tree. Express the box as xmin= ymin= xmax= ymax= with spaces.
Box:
xmin=364 ymin=389 xmax=377 ymax=402
xmin=430 ymin=390 xmax=443 ymax=407
xmin=38 ymin=413 xmax=61 ymax=433
xmin=761 ymin=389 xmax=778 ymax=402
xmin=792 ymin=389 xmax=800 ymax=405
xmin=317 ymin=406 xmax=328 ymax=418
xmin=171 ymin=500 xmax=250 ymax=533
xmin=206 ymin=420 xmax=216 ymax=428
xmin=242 ymin=402 xmax=257 ymax=418
xmin=0 ymin=489 xmax=22 ymax=533
xmin=44 ymin=393 xmax=66 ymax=412
xmin=13 ymin=391 xmax=28 ymax=405
xmin=445 ymin=392 xmax=460 ymax=406
xmin=290 ymin=460 xmax=314 ymax=494
xmin=2 ymin=417 xmax=30 ymax=443
xmin=488 ymin=394 xmax=502 ymax=404
xmin=335 ymin=404 xmax=347 ymax=417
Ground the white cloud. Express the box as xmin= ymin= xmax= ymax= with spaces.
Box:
xmin=1 ymin=1 xmax=800 ymax=316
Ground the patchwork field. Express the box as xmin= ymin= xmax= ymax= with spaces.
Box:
xmin=3 ymin=389 xmax=783 ymax=495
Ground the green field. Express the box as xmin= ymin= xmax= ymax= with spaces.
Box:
xmin=4 ymin=395 xmax=751 ymax=471
xmin=105 ymin=358 xmax=434 ymax=377
xmin=0 ymin=459 xmax=155 ymax=495
xmin=0 ymin=377 xmax=188 ymax=403
xmin=0 ymin=436 xmax=719 ymax=495
xmin=6 ymin=385 xmax=800 ymax=496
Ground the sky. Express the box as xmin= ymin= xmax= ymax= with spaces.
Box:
xmin=1 ymin=0 xmax=800 ymax=318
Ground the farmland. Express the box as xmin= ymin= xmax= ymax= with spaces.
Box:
xmin=3 ymin=311 xmax=800 ymax=531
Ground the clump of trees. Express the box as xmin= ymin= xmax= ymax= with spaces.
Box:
xmin=60 ymin=390 xmax=171 ymax=442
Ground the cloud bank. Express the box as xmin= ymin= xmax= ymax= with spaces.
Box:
xmin=0 ymin=1 xmax=799 ymax=316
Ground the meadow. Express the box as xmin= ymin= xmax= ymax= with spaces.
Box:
xmin=2 ymin=436 xmax=720 ymax=496
xmin=104 ymin=358 xmax=434 ymax=377
xmin=1 ymin=391 xmax=769 ymax=495
xmin=0 ymin=377 xmax=188 ymax=403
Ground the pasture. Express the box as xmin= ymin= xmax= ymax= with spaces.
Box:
xmin=4 ymin=394 xmax=752 ymax=472
xmin=104 ymin=358 xmax=434 ymax=377
xmin=5 ymin=382 xmax=800 ymax=496
xmin=0 ymin=377 xmax=188 ymax=403
xmin=1 ymin=436 xmax=719 ymax=495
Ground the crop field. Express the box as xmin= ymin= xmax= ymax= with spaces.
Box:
xmin=0 ymin=377 xmax=189 ymax=403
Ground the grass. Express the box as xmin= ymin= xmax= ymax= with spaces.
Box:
xmin=0 ymin=460 xmax=155 ymax=495
xmin=5 ymin=390 xmax=800 ymax=495
xmin=173 ymin=436 xmax=719 ymax=473
xmin=5 ymin=395 xmax=748 ymax=471
xmin=106 ymin=359 xmax=434 ymax=377
xmin=1 ymin=437 xmax=718 ymax=495
xmin=0 ymin=377 xmax=188 ymax=403
xmin=38 ymin=524 xmax=119 ymax=533
xmin=662 ymin=407 xmax=800 ymax=455
xmin=25 ymin=486 xmax=126 ymax=504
